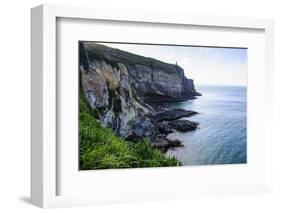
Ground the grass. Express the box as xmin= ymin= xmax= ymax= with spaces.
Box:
xmin=79 ymin=92 xmax=181 ymax=170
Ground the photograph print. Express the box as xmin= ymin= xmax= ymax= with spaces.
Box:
xmin=79 ymin=41 xmax=247 ymax=170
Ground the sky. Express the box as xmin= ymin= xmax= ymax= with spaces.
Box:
xmin=97 ymin=42 xmax=247 ymax=86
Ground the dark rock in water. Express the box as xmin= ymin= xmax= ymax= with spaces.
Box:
xmin=79 ymin=41 xmax=200 ymax=148
xmin=168 ymin=120 xmax=198 ymax=132
xmin=194 ymin=91 xmax=202 ymax=96
xmin=154 ymin=109 xmax=198 ymax=122
xmin=152 ymin=135 xmax=184 ymax=150
xmin=151 ymin=136 xmax=169 ymax=149
xmin=157 ymin=121 xmax=173 ymax=134
xmin=165 ymin=138 xmax=183 ymax=147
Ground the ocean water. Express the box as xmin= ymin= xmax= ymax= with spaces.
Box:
xmin=166 ymin=85 xmax=247 ymax=165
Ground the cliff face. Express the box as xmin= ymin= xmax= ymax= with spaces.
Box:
xmin=79 ymin=42 xmax=200 ymax=145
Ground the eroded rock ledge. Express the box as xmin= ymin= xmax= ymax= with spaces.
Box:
xmin=79 ymin=42 xmax=201 ymax=150
xmin=150 ymin=109 xmax=199 ymax=150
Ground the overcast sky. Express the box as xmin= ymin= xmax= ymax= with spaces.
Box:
xmin=97 ymin=42 xmax=247 ymax=86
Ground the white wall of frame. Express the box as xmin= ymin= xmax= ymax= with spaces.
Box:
xmin=0 ymin=0 xmax=281 ymax=212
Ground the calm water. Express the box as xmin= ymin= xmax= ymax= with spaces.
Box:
xmin=166 ymin=85 xmax=247 ymax=165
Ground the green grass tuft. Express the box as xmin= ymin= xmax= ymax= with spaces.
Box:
xmin=79 ymin=93 xmax=181 ymax=170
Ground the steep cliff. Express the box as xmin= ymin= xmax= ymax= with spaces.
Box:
xmin=79 ymin=42 xmax=200 ymax=148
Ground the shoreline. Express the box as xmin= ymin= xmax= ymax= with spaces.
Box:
xmin=149 ymin=107 xmax=200 ymax=151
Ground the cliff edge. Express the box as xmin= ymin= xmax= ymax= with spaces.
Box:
xmin=79 ymin=42 xmax=200 ymax=149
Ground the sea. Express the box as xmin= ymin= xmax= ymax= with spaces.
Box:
xmin=166 ymin=85 xmax=247 ymax=165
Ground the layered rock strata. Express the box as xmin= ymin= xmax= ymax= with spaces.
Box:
xmin=79 ymin=42 xmax=201 ymax=149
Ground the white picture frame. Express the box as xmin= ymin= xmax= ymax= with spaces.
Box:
xmin=31 ymin=4 xmax=274 ymax=208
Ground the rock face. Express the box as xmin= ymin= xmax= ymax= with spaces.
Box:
xmin=79 ymin=42 xmax=200 ymax=148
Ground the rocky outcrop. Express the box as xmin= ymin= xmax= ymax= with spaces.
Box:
xmin=154 ymin=109 xmax=198 ymax=122
xmin=168 ymin=120 xmax=199 ymax=132
xmin=152 ymin=135 xmax=183 ymax=151
xmin=79 ymin=42 xmax=200 ymax=149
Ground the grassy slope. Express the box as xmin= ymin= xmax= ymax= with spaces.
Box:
xmin=79 ymin=93 xmax=181 ymax=170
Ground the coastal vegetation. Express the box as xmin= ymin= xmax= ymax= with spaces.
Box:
xmin=79 ymin=92 xmax=181 ymax=170
xmin=79 ymin=42 xmax=200 ymax=169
